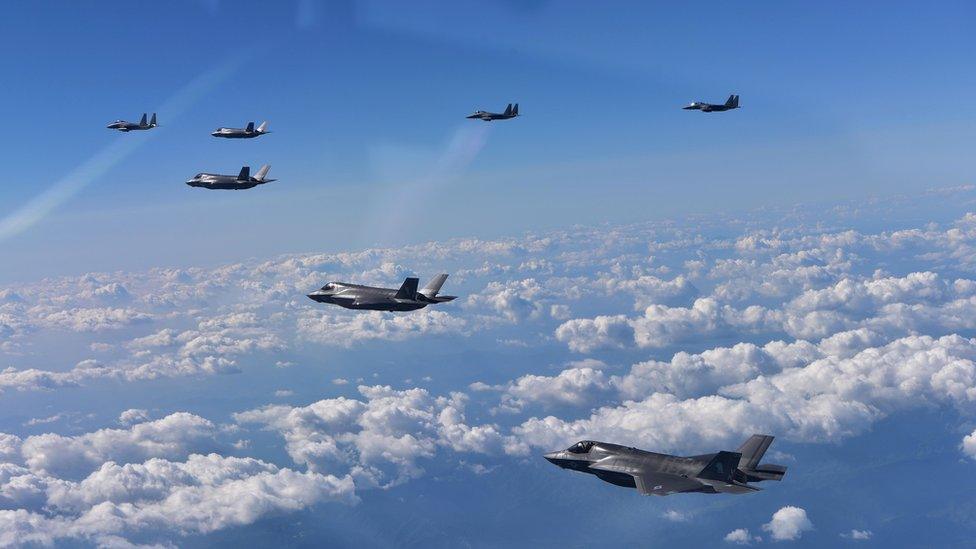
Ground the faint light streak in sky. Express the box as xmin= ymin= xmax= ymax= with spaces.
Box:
xmin=0 ymin=57 xmax=246 ymax=242
xmin=364 ymin=123 xmax=492 ymax=245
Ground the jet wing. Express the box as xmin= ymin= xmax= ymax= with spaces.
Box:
xmin=696 ymin=478 xmax=762 ymax=494
xmin=589 ymin=460 xmax=700 ymax=496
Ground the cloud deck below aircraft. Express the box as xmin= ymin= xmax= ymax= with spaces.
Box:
xmin=3 ymin=192 xmax=976 ymax=544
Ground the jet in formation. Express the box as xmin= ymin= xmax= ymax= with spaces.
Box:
xmin=683 ymin=94 xmax=740 ymax=112
xmin=545 ymin=434 xmax=786 ymax=496
xmin=307 ymin=274 xmax=456 ymax=312
xmin=467 ymin=103 xmax=519 ymax=121
xmin=186 ymin=165 xmax=275 ymax=190
xmin=212 ymin=121 xmax=271 ymax=139
xmin=107 ymin=113 xmax=157 ymax=132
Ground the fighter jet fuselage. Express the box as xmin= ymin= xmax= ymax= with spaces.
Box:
xmin=545 ymin=435 xmax=786 ymax=496
xmin=683 ymin=94 xmax=740 ymax=112
xmin=212 ymin=121 xmax=270 ymax=139
xmin=467 ymin=103 xmax=519 ymax=121
xmin=186 ymin=165 xmax=275 ymax=190
xmin=307 ymin=275 xmax=456 ymax=312
xmin=107 ymin=113 xmax=157 ymax=132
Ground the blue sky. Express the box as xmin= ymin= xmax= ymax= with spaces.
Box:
xmin=3 ymin=1 xmax=976 ymax=282
xmin=3 ymin=2 xmax=976 ymax=548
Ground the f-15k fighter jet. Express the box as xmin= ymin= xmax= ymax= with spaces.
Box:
xmin=545 ymin=435 xmax=786 ymax=496
xmin=683 ymin=94 xmax=740 ymax=112
xmin=106 ymin=113 xmax=157 ymax=132
xmin=307 ymin=274 xmax=456 ymax=312
xmin=467 ymin=103 xmax=519 ymax=121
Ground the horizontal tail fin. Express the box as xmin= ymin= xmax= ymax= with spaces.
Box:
xmin=744 ymin=464 xmax=787 ymax=482
xmin=394 ymin=277 xmax=419 ymax=300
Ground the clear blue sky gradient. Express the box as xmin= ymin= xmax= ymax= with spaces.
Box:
xmin=1 ymin=1 xmax=974 ymax=281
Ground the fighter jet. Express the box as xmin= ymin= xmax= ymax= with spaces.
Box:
xmin=683 ymin=94 xmax=740 ymax=112
xmin=211 ymin=121 xmax=270 ymax=139
xmin=185 ymin=165 xmax=275 ymax=190
xmin=307 ymin=274 xmax=456 ymax=312
xmin=106 ymin=113 xmax=157 ymax=132
xmin=467 ymin=103 xmax=519 ymax=121
xmin=544 ymin=434 xmax=786 ymax=496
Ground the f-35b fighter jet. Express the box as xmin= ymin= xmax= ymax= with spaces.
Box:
xmin=467 ymin=103 xmax=519 ymax=121
xmin=211 ymin=121 xmax=270 ymax=139
xmin=107 ymin=113 xmax=157 ymax=132
xmin=683 ymin=94 xmax=739 ymax=112
xmin=185 ymin=165 xmax=275 ymax=190
xmin=545 ymin=435 xmax=786 ymax=496
xmin=307 ymin=274 xmax=457 ymax=312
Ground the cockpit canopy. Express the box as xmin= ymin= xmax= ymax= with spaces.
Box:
xmin=567 ymin=440 xmax=595 ymax=454
xmin=320 ymin=282 xmax=339 ymax=291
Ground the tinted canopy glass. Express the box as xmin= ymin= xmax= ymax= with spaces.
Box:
xmin=567 ymin=441 xmax=595 ymax=454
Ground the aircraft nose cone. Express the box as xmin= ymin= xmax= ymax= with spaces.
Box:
xmin=543 ymin=452 xmax=560 ymax=463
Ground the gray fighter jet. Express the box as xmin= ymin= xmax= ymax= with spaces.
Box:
xmin=544 ymin=435 xmax=786 ymax=496
xmin=307 ymin=274 xmax=456 ymax=311
xmin=185 ymin=165 xmax=275 ymax=190
xmin=467 ymin=103 xmax=519 ymax=121
xmin=106 ymin=113 xmax=157 ymax=132
xmin=211 ymin=121 xmax=270 ymax=139
xmin=683 ymin=94 xmax=740 ymax=112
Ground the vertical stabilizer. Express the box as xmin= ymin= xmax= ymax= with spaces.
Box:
xmin=254 ymin=164 xmax=271 ymax=181
xmin=419 ymin=274 xmax=449 ymax=297
xmin=737 ymin=435 xmax=774 ymax=470
xmin=504 ymin=103 xmax=513 ymax=116
xmin=149 ymin=113 xmax=156 ymax=126
xmin=737 ymin=434 xmax=786 ymax=481
xmin=698 ymin=451 xmax=741 ymax=482
xmin=246 ymin=122 xmax=255 ymax=132
xmin=394 ymin=277 xmax=420 ymax=300
xmin=257 ymin=121 xmax=268 ymax=133
xmin=237 ymin=166 xmax=251 ymax=180
xmin=139 ymin=113 xmax=148 ymax=126
xmin=513 ymin=103 xmax=519 ymax=116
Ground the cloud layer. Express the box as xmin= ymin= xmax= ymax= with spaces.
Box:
xmin=4 ymin=192 xmax=976 ymax=544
